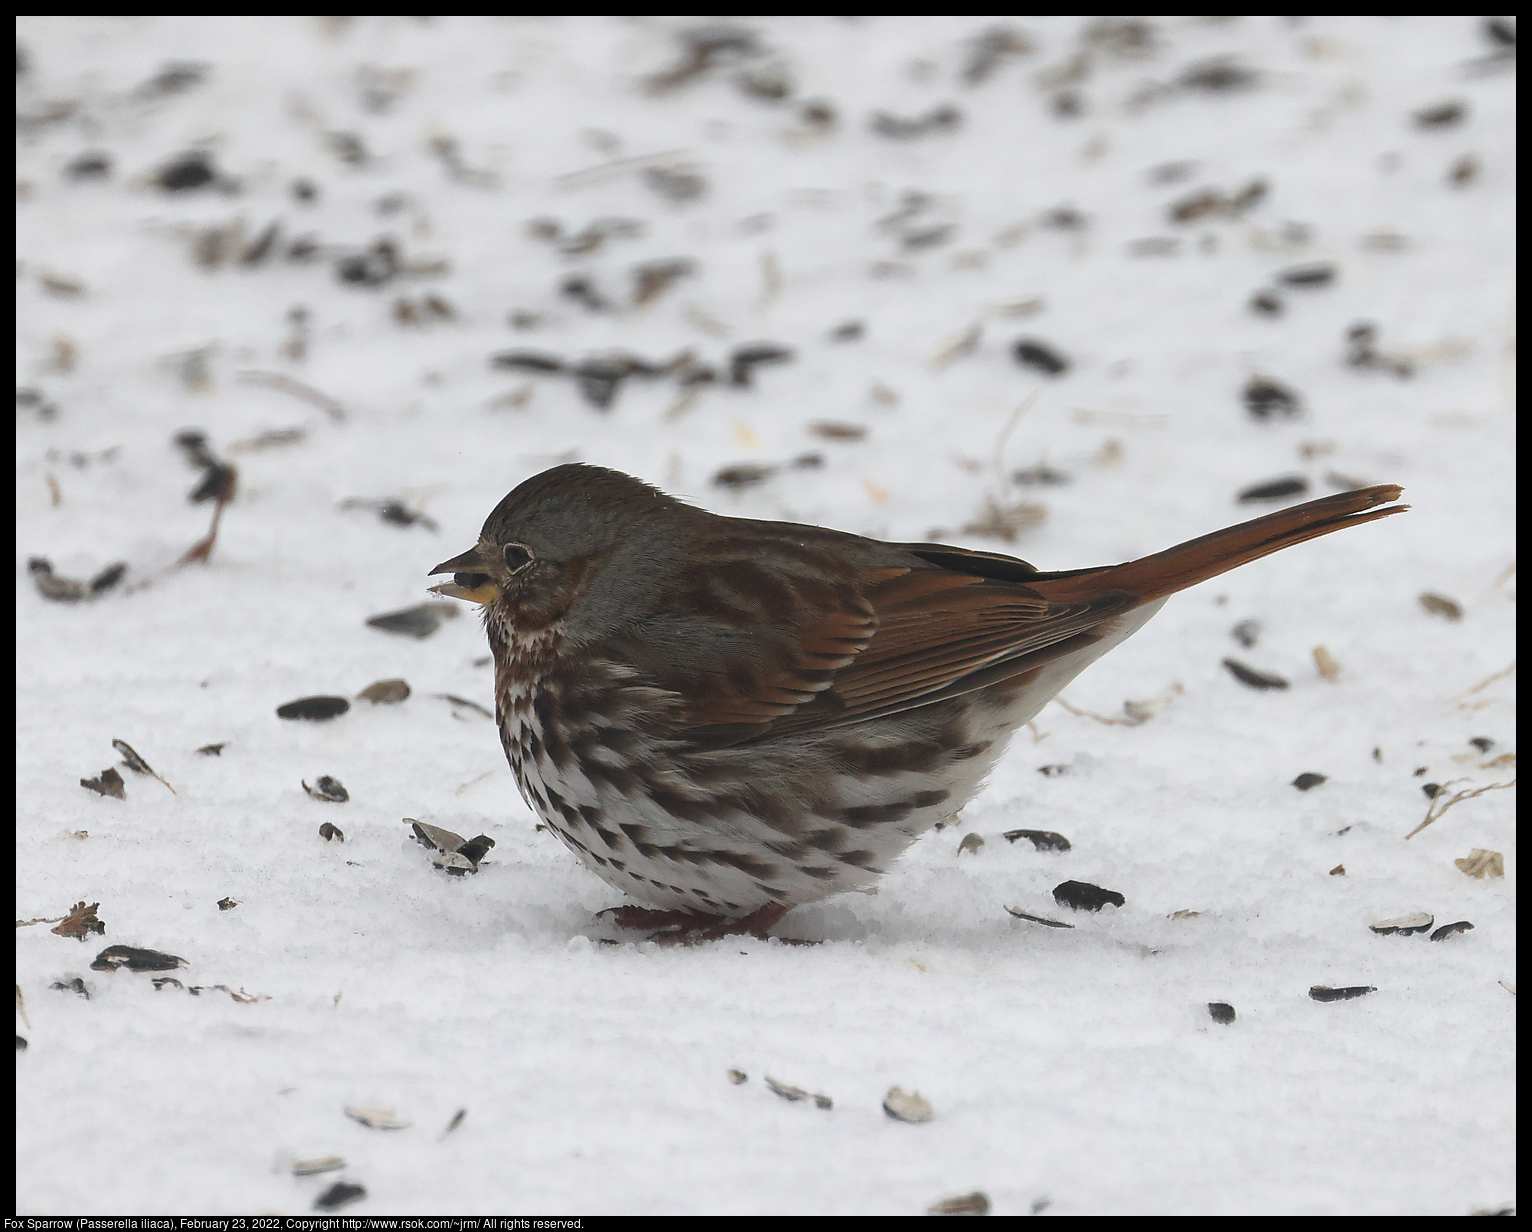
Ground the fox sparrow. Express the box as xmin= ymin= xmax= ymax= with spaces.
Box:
xmin=430 ymin=466 xmax=1405 ymax=942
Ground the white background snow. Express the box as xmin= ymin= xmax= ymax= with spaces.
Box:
xmin=15 ymin=15 xmax=1515 ymax=1216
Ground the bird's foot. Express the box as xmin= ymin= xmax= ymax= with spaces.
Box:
xmin=597 ymin=902 xmax=800 ymax=946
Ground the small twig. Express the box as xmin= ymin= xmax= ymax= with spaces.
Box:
xmin=1453 ymin=661 xmax=1516 ymax=705
xmin=1405 ymin=779 xmax=1516 ymax=839
xmin=237 ymin=370 xmax=346 ymax=421
xmin=16 ymin=916 xmax=68 ymax=928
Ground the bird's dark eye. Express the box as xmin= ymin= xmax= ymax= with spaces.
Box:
xmin=503 ymin=543 xmax=534 ymax=573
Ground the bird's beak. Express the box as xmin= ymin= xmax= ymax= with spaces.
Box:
xmin=428 ymin=547 xmax=500 ymax=605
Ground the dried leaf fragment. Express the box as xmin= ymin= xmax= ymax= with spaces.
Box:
xmin=727 ymin=1069 xmax=748 ymax=1085
xmin=51 ymin=902 xmax=105 ymax=942
xmin=80 ymin=767 xmax=126 ymax=799
xmin=957 ymin=833 xmax=984 ymax=856
xmin=1454 ymin=848 xmax=1504 ymax=879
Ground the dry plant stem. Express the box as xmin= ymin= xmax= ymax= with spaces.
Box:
xmin=1053 ymin=696 xmax=1138 ymax=726
xmin=236 ymin=370 xmax=346 ymax=421
xmin=177 ymin=488 xmax=231 ymax=566
xmin=1453 ymin=661 xmax=1516 ymax=706
xmin=1405 ymin=779 xmax=1517 ymax=839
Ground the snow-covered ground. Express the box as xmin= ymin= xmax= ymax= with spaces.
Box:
xmin=16 ymin=16 xmax=1515 ymax=1216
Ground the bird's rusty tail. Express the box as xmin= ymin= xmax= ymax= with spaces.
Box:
xmin=1050 ymin=485 xmax=1407 ymax=603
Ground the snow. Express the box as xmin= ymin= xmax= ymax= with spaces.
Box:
xmin=15 ymin=15 xmax=1515 ymax=1217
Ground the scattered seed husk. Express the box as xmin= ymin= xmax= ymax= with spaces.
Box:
xmin=112 ymin=739 xmax=175 ymax=793
xmin=764 ymin=1075 xmax=832 ymax=1110
xmin=1244 ymin=376 xmax=1301 ymax=420
xmin=1430 ymin=920 xmax=1474 ymax=942
xmin=16 ymin=1036 xmax=27 ymax=1052
xmin=1222 ymin=658 xmax=1290 ymax=691
xmin=1012 ymin=338 xmax=1069 ymax=376
xmin=277 ymin=697 xmax=351 ymax=721
xmin=870 ymin=104 xmax=962 ymax=139
xmin=303 ymin=776 xmax=349 ymax=803
xmin=1249 ymin=290 xmax=1283 ymax=316
xmin=1421 ymin=782 xmax=1444 ymax=799
xmin=80 ymin=767 xmax=126 ymax=799
xmin=366 ymin=603 xmax=455 ymax=639
xmin=1312 ymin=645 xmax=1341 ymax=681
xmin=196 ymin=743 xmax=226 ymax=756
xmin=318 ymin=822 xmax=344 ymax=843
xmin=1004 ymin=906 xmax=1075 ymax=929
xmin=807 ymin=420 xmax=866 ymax=441
xmin=1469 ymin=737 xmax=1495 ymax=754
xmin=344 ymin=1105 xmax=411 ymax=1130
xmin=90 ymin=945 xmax=185 ymax=973
xmin=728 ymin=342 xmax=794 ymax=387
xmin=408 ymin=820 xmax=494 ymax=875
xmin=1052 ymin=881 xmax=1124 ymax=912
xmin=29 ymin=557 xmax=88 ymax=603
xmin=51 ymin=978 xmax=90 ymax=999
xmin=292 ymin=1157 xmax=346 ymax=1178
xmin=712 ymin=463 xmax=777 ymax=491
xmin=1238 ymin=475 xmax=1309 ymax=503
xmin=1413 ymin=99 xmax=1467 ymax=128
xmin=217 ymin=897 xmax=237 ymax=911
xmin=1011 ymin=464 xmax=1070 ymax=487
xmin=50 ymin=902 xmax=104 ymax=942
xmin=957 ymin=833 xmax=984 ymax=856
xmin=727 ymin=1069 xmax=748 ymax=1085
xmin=883 ymin=1087 xmax=934 ymax=1123
xmin=1418 ymin=592 xmax=1463 ymax=621
xmin=1370 ymin=913 xmax=1434 ymax=936
xmin=927 ymin=1192 xmax=990 ymax=1216
xmin=1037 ymin=764 xmax=1068 ymax=777
xmin=314 ymin=1182 xmax=367 ymax=1212
xmin=1292 ymin=773 xmax=1328 ymax=792
xmin=1207 ymin=1002 xmax=1236 ymax=1024
xmin=492 ymin=349 xmax=564 ymax=374
xmin=1231 ymin=619 xmax=1262 ymax=649
xmin=1454 ymin=848 xmax=1504 ymax=879
xmin=357 ymin=679 xmax=410 ymax=705
xmin=1002 ymin=829 xmax=1071 ymax=852
xmin=1309 ymin=985 xmax=1376 ymax=1003
xmin=632 ymin=257 xmax=695 ymax=306
xmin=1277 ymin=262 xmax=1337 ymax=287
xmin=960 ymin=494 xmax=1046 ymax=542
